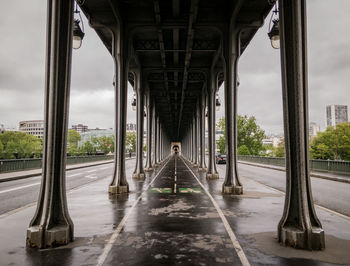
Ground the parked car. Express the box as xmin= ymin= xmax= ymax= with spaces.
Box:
xmin=216 ymin=154 xmax=226 ymax=164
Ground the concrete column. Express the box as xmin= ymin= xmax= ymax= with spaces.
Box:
xmin=27 ymin=0 xmax=74 ymax=248
xmin=222 ymin=30 xmax=242 ymax=195
xmin=133 ymin=70 xmax=145 ymax=179
xmin=145 ymin=94 xmax=153 ymax=171
xmin=278 ymin=0 xmax=325 ymax=250
xmin=198 ymin=92 xmax=207 ymax=171
xmin=153 ymin=112 xmax=159 ymax=167
xmin=206 ymin=72 xmax=219 ymax=179
xmin=109 ymin=28 xmax=129 ymax=194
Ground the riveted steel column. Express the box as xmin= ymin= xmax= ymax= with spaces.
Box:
xmin=151 ymin=104 xmax=156 ymax=166
xmin=145 ymin=93 xmax=153 ymax=171
xmin=193 ymin=109 xmax=198 ymax=167
xmin=206 ymin=72 xmax=219 ymax=179
xmin=133 ymin=70 xmax=145 ymax=179
xmin=198 ymin=92 xmax=207 ymax=171
xmin=109 ymin=27 xmax=129 ymax=194
xmin=153 ymin=112 xmax=159 ymax=167
xmin=27 ymin=0 xmax=74 ymax=248
xmin=222 ymin=30 xmax=242 ymax=195
xmin=278 ymin=0 xmax=325 ymax=250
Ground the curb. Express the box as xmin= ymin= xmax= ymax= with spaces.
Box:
xmin=238 ymin=161 xmax=350 ymax=184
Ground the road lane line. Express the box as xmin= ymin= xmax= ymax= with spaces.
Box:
xmin=67 ymin=173 xmax=82 ymax=177
xmin=0 ymin=182 xmax=41 ymax=194
xmin=96 ymin=157 xmax=171 ymax=266
xmin=247 ymin=178 xmax=350 ymax=221
xmin=181 ymin=157 xmax=250 ymax=266
xmin=86 ymin=169 xmax=97 ymax=173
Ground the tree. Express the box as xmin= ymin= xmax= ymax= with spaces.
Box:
xmin=216 ymin=135 xmax=225 ymax=154
xmin=310 ymin=122 xmax=350 ymax=161
xmin=237 ymin=115 xmax=265 ymax=155
xmin=0 ymin=131 xmax=42 ymax=159
xmin=238 ymin=145 xmax=250 ymax=155
xmin=216 ymin=115 xmax=266 ymax=156
xmin=81 ymin=140 xmax=95 ymax=155
xmin=125 ymin=132 xmax=136 ymax=152
xmin=68 ymin=130 xmax=81 ymax=148
xmin=274 ymin=140 xmax=285 ymax=158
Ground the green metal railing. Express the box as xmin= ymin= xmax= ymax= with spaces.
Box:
xmin=238 ymin=156 xmax=350 ymax=175
xmin=0 ymin=155 xmax=114 ymax=173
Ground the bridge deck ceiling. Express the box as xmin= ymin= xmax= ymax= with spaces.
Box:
xmin=80 ymin=0 xmax=273 ymax=141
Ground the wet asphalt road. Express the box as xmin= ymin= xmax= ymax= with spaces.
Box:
xmin=217 ymin=163 xmax=350 ymax=217
xmin=1 ymin=159 xmax=349 ymax=218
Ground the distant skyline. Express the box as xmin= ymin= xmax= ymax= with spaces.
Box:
xmin=0 ymin=1 xmax=349 ymax=135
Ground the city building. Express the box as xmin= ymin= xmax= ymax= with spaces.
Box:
xmin=262 ymin=137 xmax=282 ymax=147
xmin=326 ymin=105 xmax=348 ymax=127
xmin=71 ymin=124 xmax=88 ymax=134
xmin=126 ymin=123 xmax=137 ymax=132
xmin=18 ymin=120 xmax=44 ymax=138
xmin=78 ymin=128 xmax=114 ymax=147
xmin=309 ymin=122 xmax=320 ymax=137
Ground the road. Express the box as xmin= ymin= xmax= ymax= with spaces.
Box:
xmin=0 ymin=161 xmax=120 ymax=215
xmin=1 ymin=158 xmax=349 ymax=218
xmin=217 ymin=163 xmax=350 ymax=217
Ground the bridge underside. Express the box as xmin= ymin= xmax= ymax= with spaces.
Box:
xmin=25 ymin=0 xmax=326 ymax=254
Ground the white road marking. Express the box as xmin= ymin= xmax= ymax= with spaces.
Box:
xmin=250 ymin=178 xmax=350 ymax=221
xmin=181 ymin=157 xmax=250 ymax=266
xmin=67 ymin=173 xmax=82 ymax=177
xmin=99 ymin=166 xmax=112 ymax=170
xmin=96 ymin=157 xmax=171 ymax=266
xmin=0 ymin=182 xmax=41 ymax=194
xmin=86 ymin=169 xmax=97 ymax=173
xmin=85 ymin=175 xmax=98 ymax=179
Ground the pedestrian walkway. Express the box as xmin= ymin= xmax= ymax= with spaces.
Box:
xmin=0 ymin=155 xmax=350 ymax=265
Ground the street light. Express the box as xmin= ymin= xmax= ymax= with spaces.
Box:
xmin=131 ymin=93 xmax=136 ymax=111
xmin=267 ymin=0 xmax=280 ymax=49
xmin=72 ymin=1 xmax=85 ymax=49
xmin=215 ymin=92 xmax=221 ymax=111
xmin=268 ymin=19 xmax=280 ymax=49
xmin=73 ymin=19 xmax=85 ymax=49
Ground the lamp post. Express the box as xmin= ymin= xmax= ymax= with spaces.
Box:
xmin=268 ymin=19 xmax=280 ymax=49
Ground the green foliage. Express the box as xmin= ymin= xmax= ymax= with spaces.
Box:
xmin=81 ymin=140 xmax=96 ymax=155
xmin=0 ymin=131 xmax=42 ymax=159
xmin=274 ymin=140 xmax=285 ymax=158
xmin=238 ymin=145 xmax=250 ymax=155
xmin=310 ymin=122 xmax=350 ymax=161
xmin=216 ymin=135 xmax=226 ymax=154
xmin=126 ymin=132 xmax=136 ymax=152
xmin=216 ymin=115 xmax=266 ymax=156
xmin=68 ymin=130 xmax=81 ymax=148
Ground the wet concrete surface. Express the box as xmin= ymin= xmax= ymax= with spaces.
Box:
xmin=0 ymin=155 xmax=350 ymax=266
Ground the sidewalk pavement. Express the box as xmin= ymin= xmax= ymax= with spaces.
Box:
xmin=238 ymin=160 xmax=350 ymax=184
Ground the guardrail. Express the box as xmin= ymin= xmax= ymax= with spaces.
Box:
xmin=0 ymin=155 xmax=115 ymax=173
xmin=238 ymin=156 xmax=350 ymax=175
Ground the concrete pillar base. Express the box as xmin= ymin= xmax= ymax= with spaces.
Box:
xmin=144 ymin=167 xmax=154 ymax=172
xmin=27 ymin=225 xmax=72 ymax=248
xmin=132 ymin=173 xmax=145 ymax=180
xmin=206 ymin=173 xmax=219 ymax=180
xmin=193 ymin=163 xmax=198 ymax=167
xmin=109 ymin=185 xmax=129 ymax=194
xmin=198 ymin=167 xmax=207 ymax=172
xmin=279 ymin=226 xmax=325 ymax=250
xmin=222 ymin=185 xmax=243 ymax=195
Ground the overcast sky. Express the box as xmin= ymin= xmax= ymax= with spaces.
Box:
xmin=0 ymin=1 xmax=349 ymax=136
